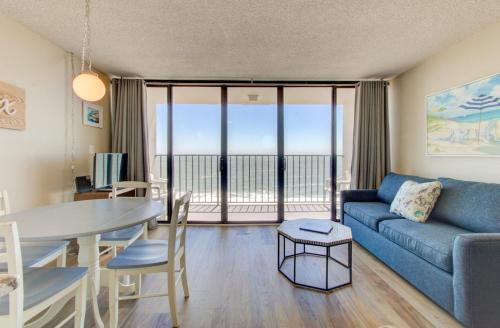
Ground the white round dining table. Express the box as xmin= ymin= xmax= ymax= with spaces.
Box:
xmin=0 ymin=198 xmax=163 ymax=328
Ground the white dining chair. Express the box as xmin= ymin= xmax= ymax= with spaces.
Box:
xmin=0 ymin=221 xmax=88 ymax=327
xmin=0 ymin=191 xmax=68 ymax=269
xmin=99 ymin=181 xmax=152 ymax=257
xmin=106 ymin=192 xmax=191 ymax=328
xmin=149 ymin=174 xmax=168 ymax=230
xmin=99 ymin=181 xmax=152 ymax=296
xmin=149 ymin=173 xmax=168 ymax=201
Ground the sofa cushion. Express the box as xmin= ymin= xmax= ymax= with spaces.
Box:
xmin=379 ymin=219 xmax=471 ymax=273
xmin=430 ymin=178 xmax=500 ymax=233
xmin=344 ymin=202 xmax=401 ymax=231
xmin=378 ymin=172 xmax=434 ymax=204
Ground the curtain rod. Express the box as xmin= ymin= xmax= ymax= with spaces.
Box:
xmin=112 ymin=76 xmax=387 ymax=81
xmin=112 ymin=77 xmax=389 ymax=86
xmin=143 ymin=81 xmax=389 ymax=87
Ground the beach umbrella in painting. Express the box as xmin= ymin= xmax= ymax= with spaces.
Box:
xmin=459 ymin=94 xmax=500 ymax=143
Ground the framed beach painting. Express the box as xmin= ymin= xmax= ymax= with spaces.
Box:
xmin=83 ymin=102 xmax=103 ymax=128
xmin=426 ymin=73 xmax=500 ymax=156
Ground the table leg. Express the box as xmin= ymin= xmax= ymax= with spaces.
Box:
xmin=326 ymin=246 xmax=330 ymax=290
xmin=77 ymin=235 xmax=104 ymax=328
xmin=293 ymin=241 xmax=297 ymax=283
xmin=277 ymin=233 xmax=280 ymax=268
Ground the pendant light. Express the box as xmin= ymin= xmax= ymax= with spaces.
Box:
xmin=72 ymin=0 xmax=105 ymax=102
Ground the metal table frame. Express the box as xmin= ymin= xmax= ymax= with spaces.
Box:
xmin=277 ymin=232 xmax=352 ymax=292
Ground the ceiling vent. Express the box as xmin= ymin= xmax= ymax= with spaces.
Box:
xmin=248 ymin=94 xmax=259 ymax=102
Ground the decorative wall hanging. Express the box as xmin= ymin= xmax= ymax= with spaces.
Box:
xmin=83 ymin=101 xmax=103 ymax=128
xmin=0 ymin=80 xmax=26 ymax=130
xmin=426 ymin=73 xmax=500 ymax=156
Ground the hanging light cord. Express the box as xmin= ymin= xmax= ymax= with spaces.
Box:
xmin=80 ymin=0 xmax=92 ymax=72
xmin=70 ymin=53 xmax=77 ymax=191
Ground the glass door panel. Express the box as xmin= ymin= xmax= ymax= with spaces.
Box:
xmin=227 ymin=87 xmax=278 ymax=222
xmin=335 ymin=88 xmax=356 ymax=219
xmin=147 ymin=87 xmax=169 ymax=180
xmin=284 ymin=87 xmax=331 ymax=220
xmin=146 ymin=87 xmax=170 ymax=222
xmin=173 ymin=87 xmax=221 ymax=222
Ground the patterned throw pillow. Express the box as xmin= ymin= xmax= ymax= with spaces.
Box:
xmin=390 ymin=180 xmax=443 ymax=222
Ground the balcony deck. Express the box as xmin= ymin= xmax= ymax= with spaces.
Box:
xmin=189 ymin=202 xmax=335 ymax=221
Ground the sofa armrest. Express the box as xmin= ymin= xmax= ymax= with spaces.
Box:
xmin=339 ymin=189 xmax=378 ymax=223
xmin=453 ymin=234 xmax=500 ymax=327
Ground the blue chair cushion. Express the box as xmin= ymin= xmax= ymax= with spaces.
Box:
xmin=377 ymin=172 xmax=434 ymax=204
xmin=100 ymin=224 xmax=144 ymax=242
xmin=107 ymin=240 xmax=168 ymax=269
xmin=0 ymin=267 xmax=88 ymax=315
xmin=0 ymin=241 xmax=68 ymax=271
xmin=430 ymin=178 xmax=500 ymax=233
xmin=379 ymin=219 xmax=470 ymax=273
xmin=344 ymin=202 xmax=401 ymax=231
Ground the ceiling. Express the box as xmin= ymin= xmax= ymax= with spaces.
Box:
xmin=1 ymin=0 xmax=500 ymax=80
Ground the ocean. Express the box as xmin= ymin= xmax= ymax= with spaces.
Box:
xmin=155 ymin=154 xmax=343 ymax=204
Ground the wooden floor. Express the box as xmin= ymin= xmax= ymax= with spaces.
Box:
xmin=52 ymin=225 xmax=462 ymax=328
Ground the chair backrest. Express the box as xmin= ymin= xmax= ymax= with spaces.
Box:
xmin=111 ymin=181 xmax=152 ymax=200
xmin=0 ymin=191 xmax=10 ymax=216
xmin=344 ymin=170 xmax=351 ymax=180
xmin=0 ymin=222 xmax=23 ymax=327
xmin=149 ymin=175 xmax=168 ymax=196
xmin=168 ymin=192 xmax=191 ymax=262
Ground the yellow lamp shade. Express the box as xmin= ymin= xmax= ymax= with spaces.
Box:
xmin=72 ymin=71 xmax=106 ymax=102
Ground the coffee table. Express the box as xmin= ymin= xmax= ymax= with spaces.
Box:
xmin=277 ymin=219 xmax=352 ymax=292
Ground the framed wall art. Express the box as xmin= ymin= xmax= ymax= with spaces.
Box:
xmin=426 ymin=73 xmax=500 ymax=156
xmin=83 ymin=102 xmax=103 ymax=128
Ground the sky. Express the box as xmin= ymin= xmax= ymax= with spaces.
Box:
xmin=428 ymin=74 xmax=500 ymax=119
xmin=156 ymin=103 xmax=344 ymax=155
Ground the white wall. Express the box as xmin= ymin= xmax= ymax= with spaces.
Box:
xmin=390 ymin=20 xmax=500 ymax=183
xmin=0 ymin=13 xmax=111 ymax=212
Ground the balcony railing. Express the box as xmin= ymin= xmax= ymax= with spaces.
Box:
xmin=154 ymin=154 xmax=343 ymax=204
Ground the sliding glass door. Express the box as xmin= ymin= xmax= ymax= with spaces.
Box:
xmin=147 ymin=87 xmax=169 ymax=181
xmin=147 ymin=84 xmax=355 ymax=223
xmin=226 ymin=87 xmax=278 ymax=222
xmin=284 ymin=87 xmax=332 ymax=220
xmin=172 ymin=87 xmax=221 ymax=222
xmin=335 ymin=87 xmax=356 ymax=219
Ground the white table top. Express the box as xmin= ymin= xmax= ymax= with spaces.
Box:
xmin=277 ymin=219 xmax=352 ymax=246
xmin=0 ymin=198 xmax=163 ymax=241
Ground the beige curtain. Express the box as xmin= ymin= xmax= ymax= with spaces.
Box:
xmin=351 ymin=81 xmax=391 ymax=189
xmin=111 ymin=79 xmax=149 ymax=182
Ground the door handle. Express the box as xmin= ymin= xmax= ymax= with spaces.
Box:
xmin=219 ymin=156 xmax=225 ymax=173
xmin=281 ymin=156 xmax=287 ymax=171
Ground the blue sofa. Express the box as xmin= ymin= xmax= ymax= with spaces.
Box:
xmin=340 ymin=173 xmax=500 ymax=328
